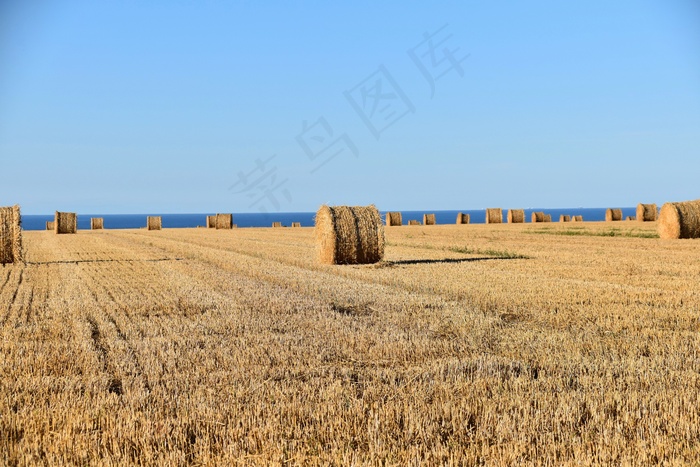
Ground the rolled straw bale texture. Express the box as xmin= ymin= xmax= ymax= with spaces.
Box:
xmin=215 ymin=213 xmax=233 ymax=230
xmin=292 ymin=222 xmax=301 ymax=227
xmin=55 ymin=212 xmax=77 ymax=234
xmin=485 ymin=208 xmax=502 ymax=224
xmin=408 ymin=220 xmax=421 ymax=225
xmin=386 ymin=212 xmax=402 ymax=226
xmin=559 ymin=215 xmax=571 ymax=222
xmin=507 ymin=209 xmax=525 ymax=223
xmin=91 ymin=218 xmax=104 ymax=230
xmin=423 ymin=214 xmax=436 ymax=225
xmin=571 ymin=215 xmax=583 ymax=222
xmin=544 ymin=214 xmax=552 ymax=222
xmin=605 ymin=208 xmax=622 ymax=222
xmin=456 ymin=213 xmax=470 ymax=224
xmin=207 ymin=216 xmax=216 ymax=228
xmin=658 ymin=200 xmax=700 ymax=239
xmin=315 ymin=205 xmax=384 ymax=265
xmin=637 ymin=203 xmax=658 ymax=222
xmin=0 ymin=205 xmax=22 ymax=264
xmin=531 ymin=212 xmax=545 ymax=223
xmin=147 ymin=216 xmax=162 ymax=231
xmin=46 ymin=221 xmax=55 ymax=230
xmin=272 ymin=222 xmax=282 ymax=228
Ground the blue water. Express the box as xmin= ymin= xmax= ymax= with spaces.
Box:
xmin=21 ymin=208 xmax=639 ymax=231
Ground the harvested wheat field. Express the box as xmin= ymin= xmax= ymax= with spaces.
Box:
xmin=2 ymin=220 xmax=700 ymax=464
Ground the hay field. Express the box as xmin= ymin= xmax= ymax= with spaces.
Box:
xmin=2 ymin=221 xmax=700 ymax=464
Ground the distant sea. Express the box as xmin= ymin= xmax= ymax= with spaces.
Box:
xmin=21 ymin=208 xmax=639 ymax=231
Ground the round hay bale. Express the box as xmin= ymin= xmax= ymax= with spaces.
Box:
xmin=636 ymin=203 xmax=658 ymax=222
xmin=543 ymin=214 xmax=552 ymax=222
xmin=572 ymin=215 xmax=583 ymax=222
xmin=423 ymin=213 xmax=436 ymax=225
xmin=408 ymin=220 xmax=421 ymax=226
xmin=507 ymin=209 xmax=524 ymax=223
xmin=386 ymin=212 xmax=402 ymax=226
xmin=658 ymin=200 xmax=700 ymax=239
xmin=485 ymin=208 xmax=502 ymax=224
xmin=315 ymin=205 xmax=385 ymax=265
xmin=531 ymin=212 xmax=545 ymax=223
xmin=0 ymin=205 xmax=22 ymax=264
xmin=207 ymin=215 xmax=216 ymax=228
xmin=456 ymin=212 xmax=470 ymax=224
xmin=605 ymin=208 xmax=622 ymax=222
xmin=626 ymin=216 xmax=635 ymax=221
xmin=559 ymin=215 xmax=571 ymax=222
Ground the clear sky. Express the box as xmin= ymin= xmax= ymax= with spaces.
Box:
xmin=1 ymin=1 xmax=699 ymax=214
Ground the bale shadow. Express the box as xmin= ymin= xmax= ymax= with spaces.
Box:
xmin=387 ymin=257 xmax=526 ymax=266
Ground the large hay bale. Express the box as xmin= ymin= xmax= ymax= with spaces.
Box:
xmin=658 ymin=200 xmax=700 ymax=239
xmin=408 ymin=220 xmax=421 ymax=225
xmin=292 ymin=222 xmax=301 ymax=227
xmin=0 ymin=205 xmax=22 ymax=264
xmin=55 ymin=212 xmax=77 ymax=234
xmin=207 ymin=215 xmax=216 ymax=228
xmin=605 ymin=208 xmax=622 ymax=222
xmin=386 ymin=212 xmax=402 ymax=226
xmin=571 ymin=215 xmax=583 ymax=222
xmin=272 ymin=222 xmax=282 ymax=228
xmin=485 ymin=208 xmax=502 ymax=224
xmin=507 ymin=209 xmax=524 ymax=223
xmin=215 ymin=213 xmax=233 ymax=230
xmin=531 ymin=212 xmax=545 ymax=223
xmin=456 ymin=212 xmax=470 ymax=224
xmin=91 ymin=218 xmax=104 ymax=230
xmin=315 ymin=205 xmax=384 ymax=265
xmin=543 ymin=214 xmax=552 ymax=222
xmin=559 ymin=215 xmax=571 ymax=222
xmin=423 ymin=213 xmax=436 ymax=225
xmin=46 ymin=221 xmax=55 ymax=230
xmin=636 ymin=203 xmax=658 ymax=222
xmin=147 ymin=216 xmax=162 ymax=231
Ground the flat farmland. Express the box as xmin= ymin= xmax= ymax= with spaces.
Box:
xmin=2 ymin=222 xmax=700 ymax=465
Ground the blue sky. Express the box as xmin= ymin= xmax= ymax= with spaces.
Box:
xmin=1 ymin=1 xmax=699 ymax=214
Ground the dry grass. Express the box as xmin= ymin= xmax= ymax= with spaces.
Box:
xmin=55 ymin=211 xmax=77 ymax=234
xmin=3 ymin=220 xmax=700 ymax=464
xmin=147 ymin=216 xmax=162 ymax=231
xmin=507 ymin=209 xmax=524 ymax=223
xmin=423 ymin=214 xmax=436 ymax=226
xmin=637 ymin=203 xmax=658 ymax=222
xmin=386 ymin=212 xmax=403 ymax=226
xmin=658 ymin=199 xmax=700 ymax=239
xmin=91 ymin=218 xmax=104 ymax=230
xmin=606 ymin=208 xmax=622 ymax=222
xmin=215 ymin=214 xmax=233 ymax=230
xmin=0 ymin=205 xmax=22 ymax=264
xmin=315 ymin=205 xmax=384 ymax=265
xmin=456 ymin=212 xmax=470 ymax=224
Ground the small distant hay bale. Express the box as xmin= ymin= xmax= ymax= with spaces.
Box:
xmin=46 ymin=221 xmax=55 ymax=230
xmin=507 ymin=209 xmax=524 ymax=223
xmin=485 ymin=208 xmax=502 ymax=224
xmin=55 ymin=212 xmax=77 ymax=234
xmin=531 ymin=212 xmax=545 ymax=223
xmin=605 ymin=208 xmax=622 ymax=222
xmin=559 ymin=215 xmax=571 ymax=222
xmin=0 ymin=205 xmax=22 ymax=264
xmin=207 ymin=215 xmax=216 ymax=228
xmin=147 ymin=216 xmax=162 ymax=231
xmin=456 ymin=212 xmax=470 ymax=224
xmin=571 ymin=215 xmax=583 ymax=222
xmin=543 ymin=214 xmax=552 ymax=222
xmin=386 ymin=212 xmax=402 ymax=226
xmin=272 ymin=222 xmax=283 ymax=228
xmin=292 ymin=222 xmax=301 ymax=227
xmin=215 ymin=213 xmax=233 ymax=230
xmin=91 ymin=218 xmax=104 ymax=230
xmin=315 ymin=205 xmax=384 ymax=265
xmin=423 ymin=213 xmax=436 ymax=225
xmin=636 ymin=203 xmax=658 ymax=222
xmin=658 ymin=200 xmax=700 ymax=239
xmin=408 ymin=220 xmax=421 ymax=225
xmin=626 ymin=216 xmax=636 ymax=221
